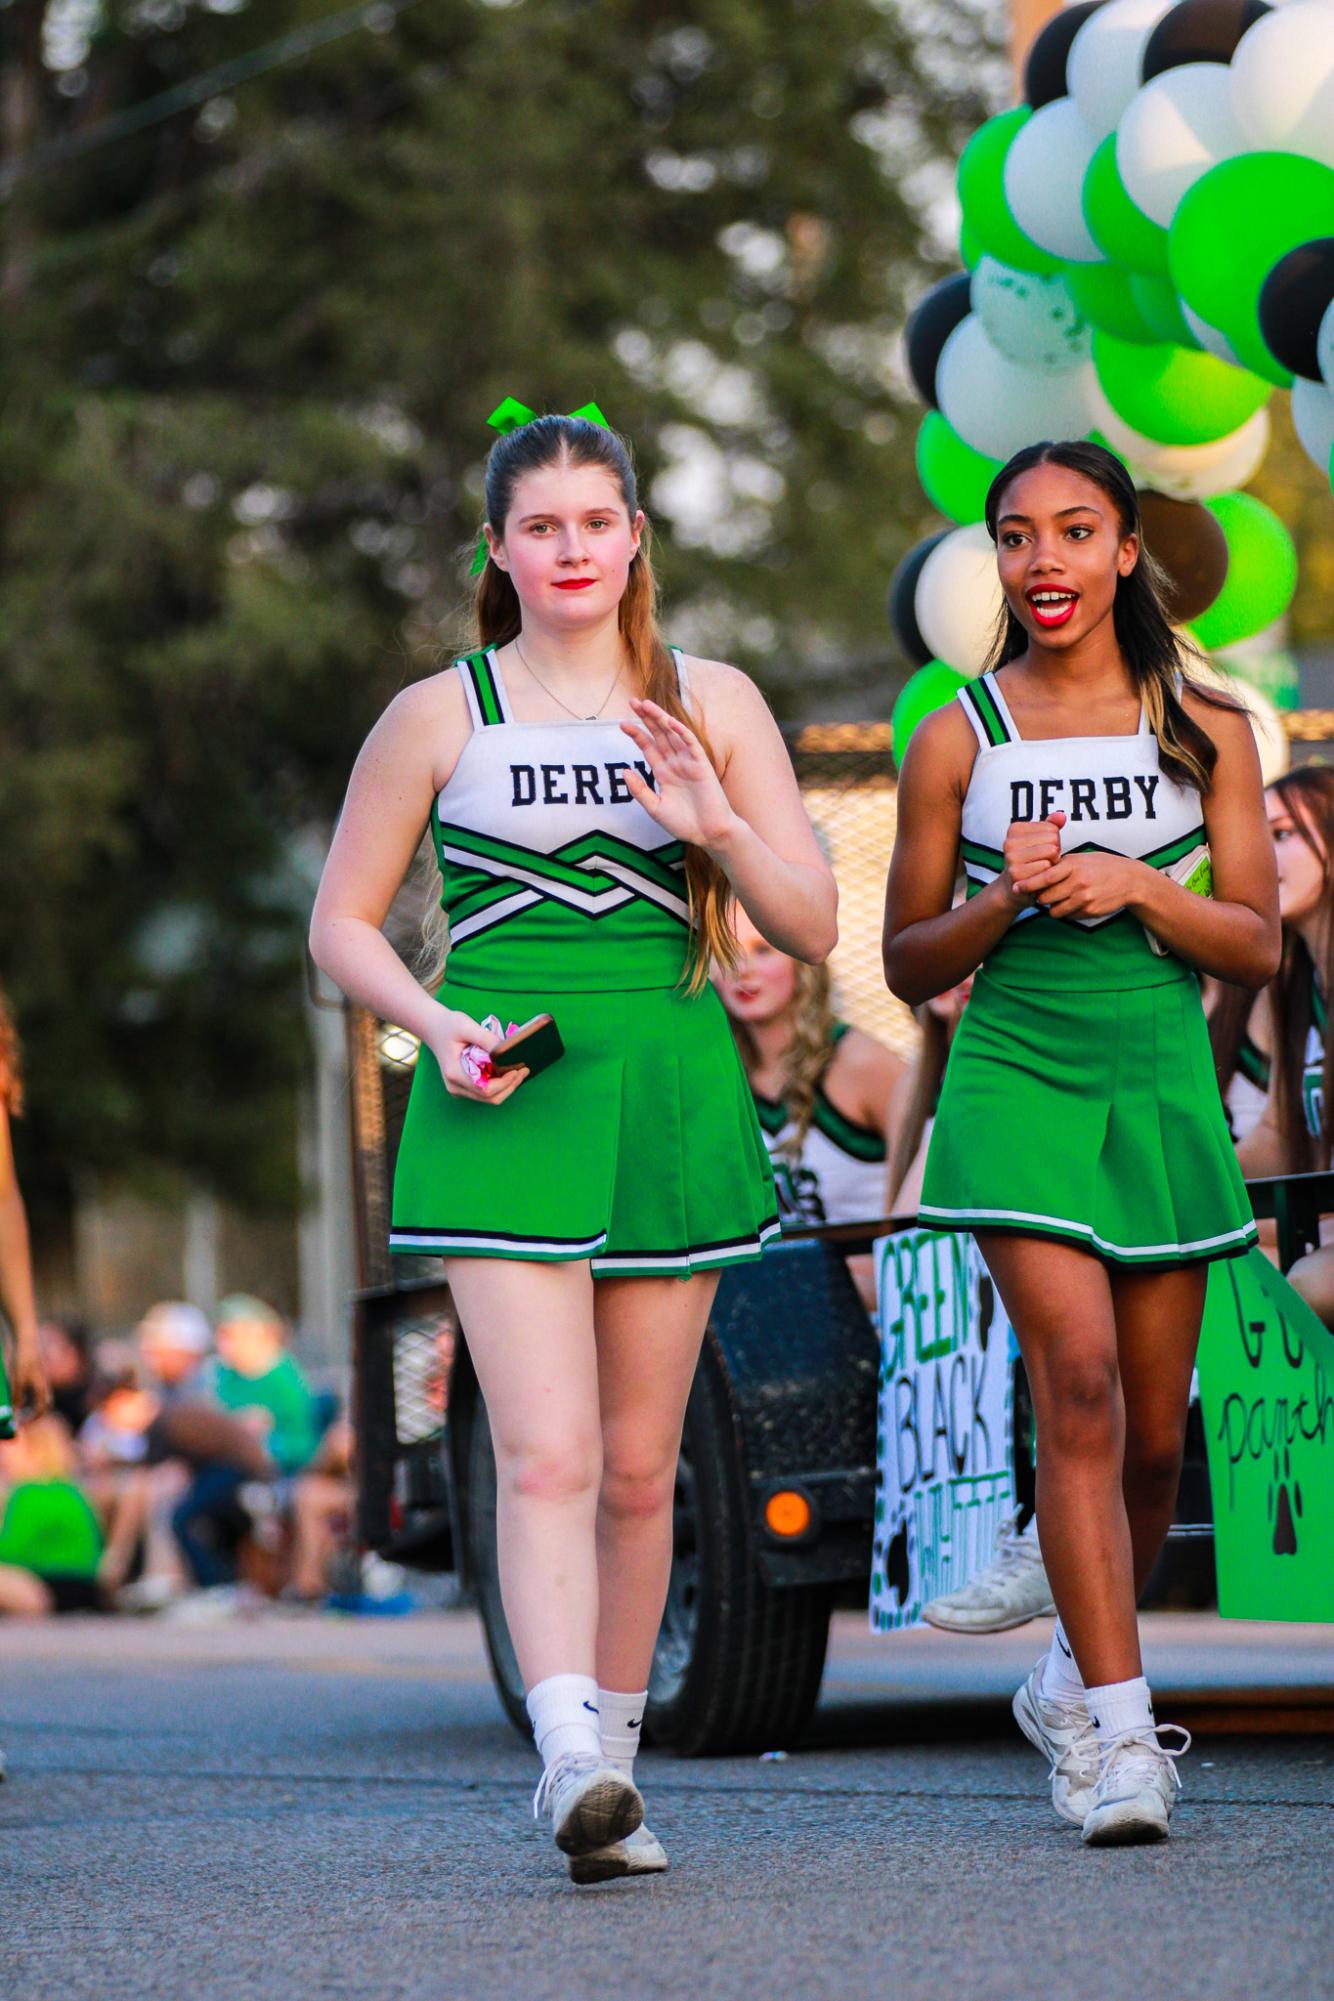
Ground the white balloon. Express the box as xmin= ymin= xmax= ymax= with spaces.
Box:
xmin=1068 ymin=0 xmax=1176 ymax=140
xmin=970 ymin=257 xmax=1092 ymax=372
xmin=1090 ymin=384 xmax=1272 ymax=497
xmin=1116 ymin=64 xmax=1245 ymax=229
xmin=1319 ymin=297 xmax=1334 ymax=395
xmin=1231 ymin=0 xmax=1334 ymax=171
xmin=1180 ymin=302 xmax=1246 ymax=369
xmin=914 ymin=524 xmax=1004 ymax=680
xmin=937 ymin=314 xmax=1099 ymax=462
xmin=1291 ymin=374 xmax=1334 ymax=471
xmin=1186 ymin=656 xmax=1289 ymax=785
xmin=1003 ymin=98 xmax=1103 ymax=263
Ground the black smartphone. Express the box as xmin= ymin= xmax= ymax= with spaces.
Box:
xmin=489 ymin=1013 xmax=565 ymax=1078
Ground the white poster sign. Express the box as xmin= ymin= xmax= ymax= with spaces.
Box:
xmin=870 ymin=1228 xmax=1016 ymax=1632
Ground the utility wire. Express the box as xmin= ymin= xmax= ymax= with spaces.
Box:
xmin=0 ymin=0 xmax=429 ymax=196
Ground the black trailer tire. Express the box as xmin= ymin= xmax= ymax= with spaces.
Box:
xmin=465 ymin=1404 xmax=530 ymax=1741
xmin=647 ymin=1339 xmax=833 ymax=1757
xmin=465 ymin=1341 xmax=833 ymax=1757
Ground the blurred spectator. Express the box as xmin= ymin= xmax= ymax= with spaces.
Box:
xmin=886 ymin=974 xmax=973 ymax=1217
xmin=1206 ymin=980 xmax=1272 ymax=1146
xmin=284 ymin=1418 xmax=355 ymax=1603
xmin=0 ymin=1415 xmax=104 ymax=1616
xmin=37 ymin=1316 xmax=94 ymax=1433
xmin=0 ymin=996 xmax=49 ymax=1430
xmin=718 ymin=908 xmax=905 ymax=1307
xmin=1238 ymin=769 xmax=1334 ymax=1319
xmin=136 ymin=1301 xmax=212 ymax=1400
xmin=210 ymin=1296 xmax=320 ymax=1476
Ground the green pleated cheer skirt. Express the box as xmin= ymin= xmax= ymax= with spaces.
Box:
xmin=919 ymin=966 xmax=1257 ymax=1267
xmin=391 ymin=979 xmax=779 ymax=1279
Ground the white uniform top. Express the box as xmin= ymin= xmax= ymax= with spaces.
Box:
xmin=752 ymin=1028 xmax=887 ymax=1226
xmin=956 ymin=669 xmax=1206 ymax=930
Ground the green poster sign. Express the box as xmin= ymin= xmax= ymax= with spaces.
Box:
xmin=1196 ymin=1249 xmax=1334 ymax=1623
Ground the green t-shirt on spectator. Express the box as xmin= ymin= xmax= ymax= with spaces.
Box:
xmin=210 ymin=1354 xmax=319 ymax=1474
xmin=0 ymin=1480 xmax=103 ymax=1576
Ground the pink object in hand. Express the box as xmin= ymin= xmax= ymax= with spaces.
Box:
xmin=460 ymin=1044 xmax=493 ymax=1088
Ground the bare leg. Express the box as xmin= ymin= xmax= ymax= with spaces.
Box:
xmin=445 ymin=1257 xmax=602 ymax=1689
xmin=976 ymin=1232 xmax=1140 ymax=1688
xmin=1110 ymin=1261 xmax=1208 ymax=1596
xmin=592 ymin=1272 xmax=719 ymax=1693
xmin=0 ymin=1563 xmax=54 ymax=1616
xmin=1285 ymin=1243 xmax=1334 ymax=1329
xmin=287 ymin=1473 xmax=352 ymax=1598
xmin=96 ymin=1468 xmax=151 ymax=1593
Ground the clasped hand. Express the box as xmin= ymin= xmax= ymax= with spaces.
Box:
xmin=1002 ymin=811 xmax=1144 ymax=921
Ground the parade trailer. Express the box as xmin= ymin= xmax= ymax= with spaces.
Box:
xmin=345 ymin=718 xmax=1334 ymax=1755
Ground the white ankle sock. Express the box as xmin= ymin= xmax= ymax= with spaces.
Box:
xmin=597 ymin=1688 xmax=647 ymax=1781
xmin=1085 ymin=1675 xmax=1154 ymax=1747
xmin=525 ymin=1673 xmax=603 ymax=1768
xmin=1040 ymin=1618 xmax=1085 ymax=1704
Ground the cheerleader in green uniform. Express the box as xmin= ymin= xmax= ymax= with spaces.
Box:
xmin=310 ymin=412 xmax=835 ymax=1880
xmin=884 ymin=441 xmax=1278 ymax=1847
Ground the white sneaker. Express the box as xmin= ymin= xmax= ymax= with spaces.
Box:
xmin=924 ymin=1514 xmax=1054 ymax=1633
xmin=1012 ymin=1661 xmax=1102 ymax=1827
xmin=1081 ymin=1725 xmax=1190 ymax=1846
xmin=532 ymin=1755 xmax=643 ymax=1858
xmin=568 ymin=1820 xmax=669 ymax=1885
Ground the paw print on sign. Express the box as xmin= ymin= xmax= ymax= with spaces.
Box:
xmin=1268 ymin=1443 xmax=1302 ymax=1558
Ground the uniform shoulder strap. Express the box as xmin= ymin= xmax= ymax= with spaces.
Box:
xmin=957 ymin=672 xmax=1016 ymax=751
xmin=455 ymin=648 xmax=513 ymax=729
xmin=670 ymin=646 xmax=692 ymax=710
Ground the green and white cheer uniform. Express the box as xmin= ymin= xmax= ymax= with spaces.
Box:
xmin=920 ymin=669 xmax=1256 ymax=1266
xmin=751 ymin=1025 xmax=886 ymax=1225
xmin=390 ymin=648 xmax=779 ymax=1277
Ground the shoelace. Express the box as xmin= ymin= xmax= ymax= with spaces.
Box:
xmin=1095 ymin=1723 xmax=1192 ymax=1795
xmin=532 ymin=1752 xmax=603 ymax=1822
xmin=990 ymin=1515 xmax=1045 ymax=1579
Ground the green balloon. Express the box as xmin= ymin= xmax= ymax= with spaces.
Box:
xmin=892 ymin=660 xmax=969 ymax=766
xmin=1188 ymin=494 xmax=1298 ymax=652
xmin=1082 ymin=135 xmax=1170 ymax=278
xmin=1127 ymin=274 xmax=1201 ymax=351
xmin=916 ymin=412 xmax=1003 ymax=525
xmin=1092 ymin=333 xmax=1272 ymax=447
xmin=1063 ymin=262 xmax=1159 ymax=345
xmin=960 ymin=220 xmax=984 ymax=272
xmin=1170 ymin=155 xmax=1334 ymax=389
xmin=957 ymin=109 xmax=1064 ymax=278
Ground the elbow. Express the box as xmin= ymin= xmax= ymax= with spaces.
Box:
xmin=1239 ymin=919 xmax=1282 ymax=991
xmin=882 ymin=944 xmax=926 ymax=1008
xmin=801 ymin=917 xmax=839 ymax=967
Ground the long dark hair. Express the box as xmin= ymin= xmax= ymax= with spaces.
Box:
xmin=470 ymin=414 xmax=735 ymax=987
xmin=982 ymin=439 xmax=1233 ymax=793
xmin=1266 ymin=767 xmax=1334 ymax=1169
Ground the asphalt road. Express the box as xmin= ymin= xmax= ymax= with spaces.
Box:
xmin=1 ymin=1610 xmax=1330 ymax=2001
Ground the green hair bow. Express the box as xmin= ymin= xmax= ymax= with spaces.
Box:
xmin=470 ymin=397 xmax=609 ymax=576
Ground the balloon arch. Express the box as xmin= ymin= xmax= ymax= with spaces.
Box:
xmin=890 ymin=0 xmax=1334 ymax=771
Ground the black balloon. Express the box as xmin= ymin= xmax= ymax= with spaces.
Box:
xmin=1141 ymin=0 xmax=1271 ymax=80
xmin=1258 ymin=239 xmax=1334 ymax=383
xmin=887 ymin=531 xmax=949 ymax=669
xmin=904 ymin=273 xmax=972 ymax=413
xmin=1137 ymin=491 xmax=1229 ymax=624
xmin=1024 ymin=2 xmax=1106 ymax=109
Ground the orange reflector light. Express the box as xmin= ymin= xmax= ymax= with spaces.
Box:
xmin=764 ymin=1489 xmax=812 ymax=1538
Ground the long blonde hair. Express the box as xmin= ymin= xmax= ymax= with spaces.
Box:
xmin=420 ymin=415 xmax=737 ymax=994
xmin=729 ymin=958 xmax=836 ymax=1157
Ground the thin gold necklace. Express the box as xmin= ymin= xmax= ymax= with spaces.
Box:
xmin=513 ymin=637 xmax=622 ymax=722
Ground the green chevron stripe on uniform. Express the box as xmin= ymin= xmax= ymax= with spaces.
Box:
xmin=960 ymin=836 xmax=1005 ymax=870
xmin=1143 ymin=824 xmax=1207 ymax=870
